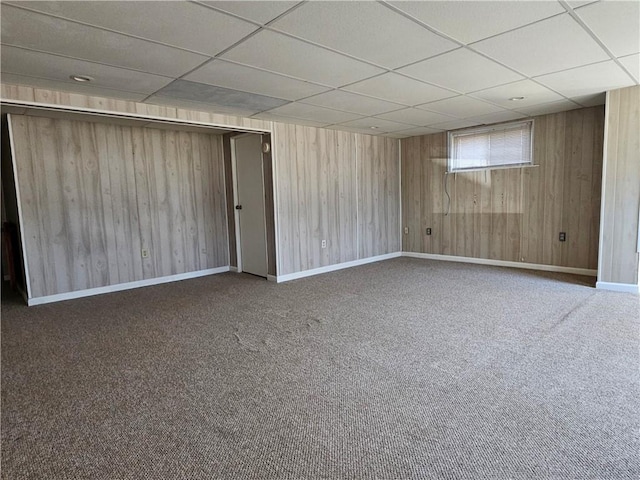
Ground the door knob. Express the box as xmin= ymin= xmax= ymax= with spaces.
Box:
xmin=235 ymin=205 xmax=242 ymax=210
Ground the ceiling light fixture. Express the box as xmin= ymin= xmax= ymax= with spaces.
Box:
xmin=509 ymin=96 xmax=525 ymax=101
xmin=70 ymin=75 xmax=94 ymax=83
xmin=370 ymin=126 xmax=379 ymax=130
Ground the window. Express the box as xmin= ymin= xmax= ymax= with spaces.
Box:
xmin=448 ymin=120 xmax=533 ymax=172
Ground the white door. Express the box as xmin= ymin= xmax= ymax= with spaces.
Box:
xmin=233 ymin=134 xmax=268 ymax=278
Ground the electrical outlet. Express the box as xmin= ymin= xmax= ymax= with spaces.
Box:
xmin=404 ymin=227 xmax=409 ymax=235
xmin=321 ymin=239 xmax=327 ymax=249
xmin=559 ymin=232 xmax=566 ymax=242
xmin=141 ymin=248 xmax=149 ymax=258
xmin=426 ymin=228 xmax=432 ymax=236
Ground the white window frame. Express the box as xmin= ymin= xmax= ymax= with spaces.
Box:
xmin=447 ymin=119 xmax=534 ymax=173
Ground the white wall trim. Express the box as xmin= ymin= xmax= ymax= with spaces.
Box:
xmin=26 ymin=266 xmax=230 ymax=306
xmin=596 ymin=281 xmax=639 ymax=294
xmin=267 ymin=274 xmax=278 ymax=282
xmin=229 ymin=266 xmax=239 ymax=273
xmin=275 ymin=252 xmax=402 ymax=283
xmin=402 ymin=252 xmax=597 ymax=277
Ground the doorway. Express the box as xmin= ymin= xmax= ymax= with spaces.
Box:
xmin=232 ymin=134 xmax=268 ymax=278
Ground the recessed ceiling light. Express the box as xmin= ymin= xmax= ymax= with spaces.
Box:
xmin=370 ymin=126 xmax=379 ymax=130
xmin=70 ymin=75 xmax=94 ymax=83
xmin=509 ymin=96 xmax=525 ymax=101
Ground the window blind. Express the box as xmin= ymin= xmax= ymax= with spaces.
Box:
xmin=448 ymin=120 xmax=533 ymax=172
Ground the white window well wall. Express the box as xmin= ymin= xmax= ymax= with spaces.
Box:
xmin=448 ymin=120 xmax=534 ymax=173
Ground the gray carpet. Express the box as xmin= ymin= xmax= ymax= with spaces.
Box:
xmin=2 ymin=258 xmax=639 ymax=479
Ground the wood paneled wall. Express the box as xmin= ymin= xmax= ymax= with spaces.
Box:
xmin=401 ymin=106 xmax=604 ymax=270
xmin=10 ymin=114 xmax=228 ymax=298
xmin=1 ymin=84 xmax=270 ymax=132
xmin=358 ymin=134 xmax=400 ymax=258
xmin=273 ymin=123 xmax=400 ymax=275
xmin=599 ymin=86 xmax=640 ymax=285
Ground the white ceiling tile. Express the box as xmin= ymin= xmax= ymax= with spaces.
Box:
xmin=618 ymin=53 xmax=640 ymax=82
xmin=1 ymin=73 xmax=147 ymax=101
xmin=397 ymin=48 xmax=524 ymax=94
xmin=145 ymin=95 xmax=260 ymax=117
xmin=567 ymin=1 xmax=599 ymax=7
xmin=221 ymin=30 xmax=384 ymax=87
xmin=1 ymin=46 xmax=172 ymax=94
xmin=304 ymin=90 xmax=404 ymax=116
xmin=343 ymin=73 xmax=457 ymax=106
xmin=392 ymin=126 xmax=444 ymax=137
xmin=383 ymin=133 xmax=412 ymax=139
xmin=1 ymin=0 xmax=636 ymax=129
xmin=326 ymin=125 xmax=387 ymax=136
xmin=470 ymin=80 xmax=565 ymax=108
xmin=418 ymin=95 xmax=505 ymax=118
xmin=535 ymin=61 xmax=635 ymax=99
xmin=575 ymin=1 xmax=640 ymax=58
xmin=376 ymin=108 xmax=456 ymax=126
xmin=10 ymin=1 xmax=258 ymax=56
xmin=269 ymin=1 xmax=457 ymax=68
xmin=1 ymin=5 xmax=208 ymax=77
xmin=201 ymin=1 xmax=298 ymax=25
xmin=337 ymin=117 xmax=414 ymax=133
xmin=184 ymin=60 xmax=329 ymax=101
xmin=390 ymin=1 xmax=565 ymax=44
xmin=264 ymin=103 xmax=362 ymax=124
xmin=571 ymin=93 xmax=606 ymax=107
xmin=467 ymin=110 xmax=527 ymax=125
xmin=429 ymin=118 xmax=485 ymax=131
xmin=472 ymin=14 xmax=610 ymax=77
xmin=154 ymin=80 xmax=289 ymax=112
xmin=252 ymin=112 xmax=328 ymax=128
xmin=514 ymin=100 xmax=582 ymax=117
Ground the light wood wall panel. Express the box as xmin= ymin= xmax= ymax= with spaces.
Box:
xmin=274 ymin=124 xmax=357 ymax=275
xmin=401 ymin=106 xmax=604 ymax=270
xmin=273 ymin=124 xmax=400 ymax=275
xmin=10 ymin=115 xmax=228 ymax=298
xmin=1 ymin=83 xmax=271 ymax=132
xmin=599 ymin=85 xmax=640 ymax=285
xmin=357 ymin=134 xmax=400 ymax=258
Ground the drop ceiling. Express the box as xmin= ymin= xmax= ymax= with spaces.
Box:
xmin=1 ymin=0 xmax=638 ymax=138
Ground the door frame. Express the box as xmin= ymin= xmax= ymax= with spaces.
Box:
xmin=230 ymin=133 xmax=268 ymax=275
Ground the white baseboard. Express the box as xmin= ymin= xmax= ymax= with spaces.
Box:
xmin=267 ymin=274 xmax=277 ymax=282
xmin=229 ymin=266 xmax=239 ymax=273
xmin=596 ymin=281 xmax=639 ymax=294
xmin=402 ymin=252 xmax=597 ymax=277
xmin=275 ymin=252 xmax=402 ymax=283
xmin=27 ymin=266 xmax=230 ymax=306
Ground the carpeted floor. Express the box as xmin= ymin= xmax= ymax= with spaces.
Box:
xmin=1 ymin=257 xmax=639 ymax=479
